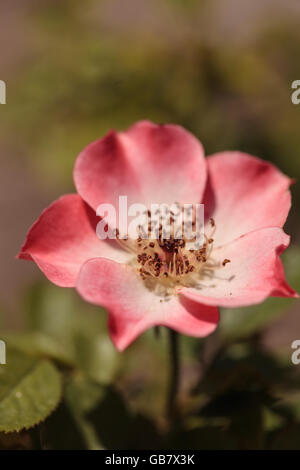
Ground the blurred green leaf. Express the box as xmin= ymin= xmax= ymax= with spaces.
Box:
xmin=42 ymin=374 xmax=106 ymax=450
xmin=24 ymin=283 xmax=121 ymax=383
xmin=84 ymin=385 xmax=161 ymax=450
xmin=73 ymin=334 xmax=119 ymax=384
xmin=61 ymin=374 xmax=160 ymax=450
xmin=0 ymin=349 xmax=62 ymax=433
xmin=1 ymin=331 xmax=73 ymax=366
xmin=63 ymin=374 xmax=106 ymax=450
xmin=263 ymin=407 xmax=284 ymax=432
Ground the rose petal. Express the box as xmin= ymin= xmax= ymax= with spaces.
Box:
xmin=203 ymin=152 xmax=292 ymax=246
xmin=18 ymin=194 xmax=131 ymax=287
xmin=179 ymin=227 xmax=298 ymax=307
xmin=76 ymin=258 xmax=219 ymax=351
xmin=74 ymin=120 xmax=207 ymax=213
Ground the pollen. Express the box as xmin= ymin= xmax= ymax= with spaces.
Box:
xmin=124 ymin=205 xmax=229 ymax=296
xmin=222 ymin=259 xmax=231 ymax=266
xmin=114 ymin=204 xmax=230 ymax=297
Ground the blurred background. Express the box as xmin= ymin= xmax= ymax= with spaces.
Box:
xmin=0 ymin=0 xmax=300 ymax=450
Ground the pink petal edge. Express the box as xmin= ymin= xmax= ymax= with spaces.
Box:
xmin=76 ymin=257 xmax=220 ymax=351
xmin=17 ymin=194 xmax=130 ymax=287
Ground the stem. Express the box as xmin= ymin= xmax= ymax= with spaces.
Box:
xmin=154 ymin=325 xmax=161 ymax=339
xmin=166 ymin=329 xmax=180 ymax=423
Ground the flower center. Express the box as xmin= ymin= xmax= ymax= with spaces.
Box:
xmin=116 ymin=205 xmax=230 ymax=299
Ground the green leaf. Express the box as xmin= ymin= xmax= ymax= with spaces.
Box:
xmin=63 ymin=375 xmax=106 ymax=450
xmin=219 ymin=297 xmax=293 ymax=341
xmin=73 ymin=334 xmax=119 ymax=384
xmin=0 ymin=349 xmax=62 ymax=433
xmin=1 ymin=331 xmax=73 ymax=366
xmin=61 ymin=375 xmax=160 ymax=450
xmin=82 ymin=384 xmax=160 ymax=450
xmin=24 ymin=283 xmax=121 ymax=383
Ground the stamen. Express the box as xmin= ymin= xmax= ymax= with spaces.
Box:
xmin=222 ymin=259 xmax=231 ymax=266
xmin=131 ymin=204 xmax=231 ymax=297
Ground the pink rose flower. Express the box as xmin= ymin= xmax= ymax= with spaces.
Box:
xmin=18 ymin=121 xmax=298 ymax=350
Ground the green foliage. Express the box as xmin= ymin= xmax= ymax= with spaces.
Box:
xmin=0 ymin=349 xmax=62 ymax=433
xmin=24 ymin=282 xmax=121 ymax=383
